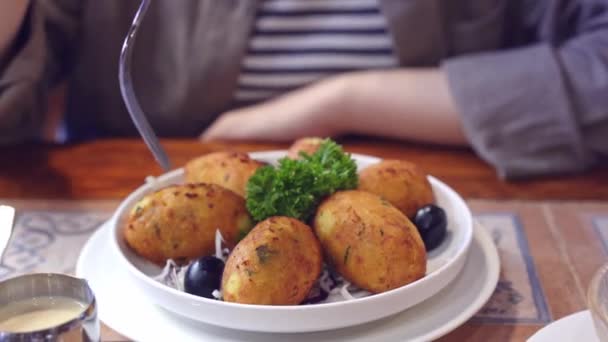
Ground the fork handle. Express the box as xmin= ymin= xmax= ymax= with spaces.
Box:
xmin=119 ymin=0 xmax=172 ymax=172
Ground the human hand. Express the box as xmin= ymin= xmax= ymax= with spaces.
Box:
xmin=201 ymin=76 xmax=348 ymax=142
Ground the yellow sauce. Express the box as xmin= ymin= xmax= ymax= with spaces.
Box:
xmin=0 ymin=297 xmax=86 ymax=333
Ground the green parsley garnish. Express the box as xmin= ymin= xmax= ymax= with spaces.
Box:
xmin=246 ymin=139 xmax=358 ymax=222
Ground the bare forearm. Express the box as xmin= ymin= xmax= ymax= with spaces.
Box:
xmin=339 ymin=69 xmax=467 ymax=146
xmin=0 ymin=0 xmax=30 ymax=61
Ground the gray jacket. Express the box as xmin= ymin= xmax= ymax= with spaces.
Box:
xmin=1 ymin=0 xmax=607 ymax=178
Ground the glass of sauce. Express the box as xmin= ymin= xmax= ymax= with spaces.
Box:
xmin=0 ymin=273 xmax=99 ymax=341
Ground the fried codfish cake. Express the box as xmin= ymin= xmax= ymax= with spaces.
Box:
xmin=287 ymin=137 xmax=324 ymax=159
xmin=313 ymin=190 xmax=426 ymax=293
xmin=222 ymin=216 xmax=322 ymax=305
xmin=123 ymin=183 xmax=253 ymax=265
xmin=358 ymin=160 xmax=434 ymax=219
xmin=184 ymin=152 xmax=265 ymax=197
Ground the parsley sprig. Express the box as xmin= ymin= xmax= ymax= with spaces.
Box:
xmin=246 ymin=139 xmax=358 ymax=222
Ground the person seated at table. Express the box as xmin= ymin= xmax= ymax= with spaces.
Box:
xmin=0 ymin=0 xmax=607 ymax=179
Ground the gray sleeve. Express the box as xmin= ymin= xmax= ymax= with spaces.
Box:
xmin=0 ymin=0 xmax=81 ymax=144
xmin=442 ymin=0 xmax=608 ymax=179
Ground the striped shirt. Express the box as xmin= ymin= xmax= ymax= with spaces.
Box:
xmin=234 ymin=0 xmax=398 ymax=103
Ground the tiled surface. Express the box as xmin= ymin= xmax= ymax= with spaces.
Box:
xmin=439 ymin=201 xmax=608 ymax=342
xmin=2 ymin=199 xmax=608 ymax=342
xmin=473 ymin=214 xmax=550 ymax=324
xmin=0 ymin=211 xmax=109 ymax=278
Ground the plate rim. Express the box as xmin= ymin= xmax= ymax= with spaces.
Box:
xmin=528 ymin=310 xmax=600 ymax=342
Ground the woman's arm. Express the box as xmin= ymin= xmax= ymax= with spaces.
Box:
xmin=441 ymin=0 xmax=608 ymax=178
xmin=340 ymin=69 xmax=466 ymax=146
xmin=0 ymin=1 xmax=29 ymax=62
xmin=201 ymin=69 xmax=465 ymax=146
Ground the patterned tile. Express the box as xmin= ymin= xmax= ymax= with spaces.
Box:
xmin=0 ymin=211 xmax=110 ymax=281
xmin=472 ymin=214 xmax=551 ymax=324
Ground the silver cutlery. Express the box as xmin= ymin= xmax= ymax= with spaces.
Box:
xmin=119 ymin=0 xmax=172 ymax=172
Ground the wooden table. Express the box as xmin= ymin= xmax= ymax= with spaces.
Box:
xmin=1 ymin=138 xmax=607 ymax=341
xmin=2 ymin=138 xmax=607 ymax=200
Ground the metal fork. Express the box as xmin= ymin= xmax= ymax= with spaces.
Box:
xmin=119 ymin=0 xmax=172 ymax=172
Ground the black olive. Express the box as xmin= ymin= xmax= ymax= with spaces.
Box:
xmin=414 ymin=204 xmax=447 ymax=251
xmin=184 ymin=256 xmax=225 ymax=299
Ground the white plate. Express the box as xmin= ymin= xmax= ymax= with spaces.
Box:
xmin=528 ymin=311 xmax=601 ymax=342
xmin=108 ymin=151 xmax=474 ymax=332
xmin=77 ymin=221 xmax=498 ymax=342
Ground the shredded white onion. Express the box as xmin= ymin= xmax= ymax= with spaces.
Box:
xmin=318 ymin=269 xmax=333 ymax=294
xmin=215 ymin=229 xmax=226 ymax=261
xmin=212 ymin=289 xmax=223 ymax=300
xmin=175 ymin=267 xmax=187 ymax=292
xmin=339 ymin=281 xmax=355 ymax=300
xmin=152 ymin=259 xmax=175 ymax=282
xmin=153 ymin=259 xmax=187 ymax=291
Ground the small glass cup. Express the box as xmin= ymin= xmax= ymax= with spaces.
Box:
xmin=588 ymin=263 xmax=608 ymax=341
xmin=0 ymin=273 xmax=99 ymax=342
